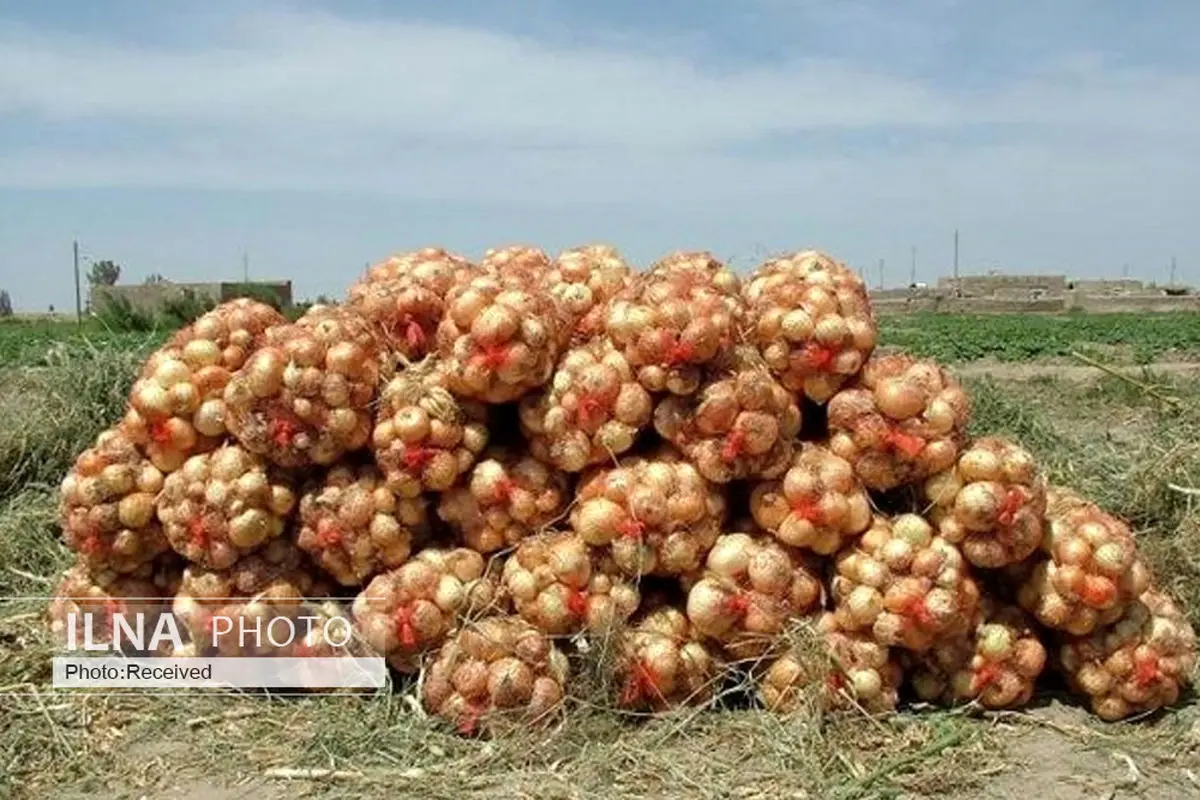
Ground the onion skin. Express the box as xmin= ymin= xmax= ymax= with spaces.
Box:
xmin=1058 ymin=588 xmax=1197 ymax=721
xmin=924 ymin=437 xmax=1046 ymax=568
xmin=48 ymin=558 xmax=182 ymax=654
xmin=750 ymin=443 xmax=873 ymax=555
xmin=827 ymin=354 xmax=971 ymax=491
xmin=742 ymin=250 xmax=877 ymax=403
xmin=172 ymin=538 xmax=334 ymax=657
xmin=296 ymin=462 xmax=428 ymax=587
xmin=757 ymin=613 xmax=902 ymax=714
xmin=347 ymin=248 xmax=472 ymax=362
xmin=549 ymin=244 xmax=634 ymax=346
xmin=831 ymin=514 xmax=980 ymax=653
xmin=605 ymin=252 xmax=744 ymax=396
xmin=59 ymin=427 xmax=171 ymax=573
xmin=121 ymin=299 xmax=284 ymax=473
xmin=569 ymin=449 xmax=728 ymax=577
xmin=223 ymin=305 xmax=381 ymax=468
xmin=685 ymin=530 xmax=823 ymax=659
xmin=437 ymin=448 xmax=571 ymax=554
xmin=352 ymin=547 xmax=506 ymax=672
xmin=613 ymin=607 xmax=721 ymax=712
xmin=1016 ymin=487 xmax=1151 ymax=635
xmin=421 ymin=616 xmax=570 ymax=737
xmin=501 ymin=531 xmax=640 ymax=636
xmin=654 ymin=348 xmax=802 ymax=483
xmin=520 ymin=338 xmax=652 ymax=472
xmin=157 ymin=444 xmax=297 ymax=570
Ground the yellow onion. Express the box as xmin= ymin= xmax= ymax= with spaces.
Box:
xmin=59 ymin=427 xmax=170 ymax=573
xmin=743 ymin=250 xmax=877 ymax=403
xmin=48 ymin=557 xmax=182 ymax=653
xmin=827 ymin=354 xmax=971 ymax=491
xmin=1058 ymin=588 xmax=1196 ymax=721
xmin=480 ymin=244 xmax=553 ymax=284
xmin=548 ymin=244 xmax=634 ymax=345
xmin=437 ymin=448 xmax=571 ymax=553
xmin=172 ymin=538 xmax=334 ymax=656
xmin=435 ymin=270 xmax=563 ymax=403
xmin=569 ymin=449 xmax=727 ymax=577
xmin=352 ymin=547 xmax=505 ymax=672
xmin=347 ymin=247 xmax=472 ymax=362
xmin=121 ymin=299 xmax=284 ymax=472
xmin=295 ymin=462 xmax=429 ymax=587
xmin=223 ymin=305 xmax=381 ymax=468
xmin=923 ymin=437 xmax=1046 ymax=568
xmin=156 ymin=444 xmax=297 ymax=570
xmin=612 ymin=607 xmax=721 ymax=712
xmin=906 ymin=601 xmax=1046 ymax=709
xmin=372 ymin=358 xmax=489 ymax=496
xmin=685 ymin=531 xmax=823 ymax=660
xmin=757 ymin=613 xmax=902 ymax=714
xmin=605 ymin=251 xmax=744 ymax=396
xmin=421 ymin=615 xmax=570 ymax=737
xmin=654 ymin=348 xmax=801 ymax=483
xmin=519 ymin=338 xmax=652 ymax=472
xmin=1016 ymin=487 xmax=1151 ymax=635
xmin=830 ymin=513 xmax=980 ymax=652
xmin=501 ymin=530 xmax=640 ymax=635
xmin=750 ymin=443 xmax=873 ymax=555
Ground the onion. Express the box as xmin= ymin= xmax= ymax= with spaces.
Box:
xmin=547 ymin=244 xmax=634 ymax=345
xmin=520 ymin=338 xmax=651 ymax=472
xmin=612 ymin=607 xmax=721 ymax=712
xmin=421 ymin=616 xmax=569 ymax=736
xmin=1058 ymin=588 xmax=1197 ymax=720
xmin=827 ymin=353 xmax=970 ymax=491
xmin=438 ymin=448 xmax=570 ymax=554
xmin=569 ymin=449 xmax=727 ymax=577
xmin=750 ymin=443 xmax=872 ymax=555
xmin=59 ymin=427 xmax=170 ymax=573
xmin=501 ymin=531 xmax=639 ymax=635
xmin=156 ymin=444 xmax=297 ymax=570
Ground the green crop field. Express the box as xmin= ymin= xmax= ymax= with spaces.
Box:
xmin=2 ymin=310 xmax=1199 ymax=799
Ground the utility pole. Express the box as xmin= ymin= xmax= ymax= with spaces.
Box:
xmin=878 ymin=258 xmax=884 ymax=290
xmin=1170 ymin=256 xmax=1177 ymax=286
xmin=1122 ymin=263 xmax=1129 ymax=278
xmin=73 ymin=239 xmax=82 ymax=326
xmin=910 ymin=245 xmax=917 ymax=287
xmin=242 ymin=251 xmax=250 ymax=282
xmin=953 ymin=229 xmax=960 ymax=284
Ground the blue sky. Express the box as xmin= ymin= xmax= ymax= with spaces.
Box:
xmin=2 ymin=1 xmax=1198 ymax=311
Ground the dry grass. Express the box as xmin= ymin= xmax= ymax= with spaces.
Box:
xmin=3 ymin=352 xmax=1200 ymax=799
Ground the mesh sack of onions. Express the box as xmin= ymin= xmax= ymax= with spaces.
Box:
xmin=685 ymin=531 xmax=823 ymax=660
xmin=757 ymin=612 xmax=902 ymax=715
xmin=59 ymin=427 xmax=170 ymax=573
xmin=480 ymin=244 xmax=553 ymax=284
xmin=907 ymin=601 xmax=1047 ymax=709
xmin=347 ymin=247 xmax=473 ymax=361
xmin=653 ymin=348 xmax=802 ymax=483
xmin=156 ymin=444 xmax=297 ymax=570
xmin=743 ymin=250 xmax=876 ymax=403
xmin=1016 ymin=487 xmax=1151 ymax=635
xmin=749 ymin=443 xmax=873 ymax=555
xmin=923 ymin=437 xmax=1046 ymax=568
xmin=122 ymin=299 xmax=285 ymax=472
xmin=435 ymin=270 xmax=563 ymax=403
xmin=437 ymin=448 xmax=571 ymax=554
xmin=173 ymin=538 xmax=333 ymax=656
xmin=372 ymin=359 xmax=490 ymax=497
xmin=296 ymin=462 xmax=429 ymax=587
xmin=223 ymin=305 xmax=381 ymax=467
xmin=570 ymin=451 xmax=727 ymax=577
xmin=612 ymin=607 xmax=721 ymax=712
xmin=831 ymin=513 xmax=981 ymax=652
xmin=421 ymin=615 xmax=570 ymax=736
xmin=1058 ymin=588 xmax=1197 ymax=720
xmin=352 ymin=547 xmax=504 ymax=672
xmin=549 ymin=244 xmax=634 ymax=345
xmin=518 ymin=338 xmax=653 ymax=472
xmin=501 ymin=530 xmax=640 ymax=636
xmin=827 ymin=354 xmax=971 ymax=491
xmin=48 ymin=558 xmax=182 ymax=652
xmin=605 ymin=255 xmax=744 ymax=396
xmin=647 ymin=250 xmax=742 ymax=296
